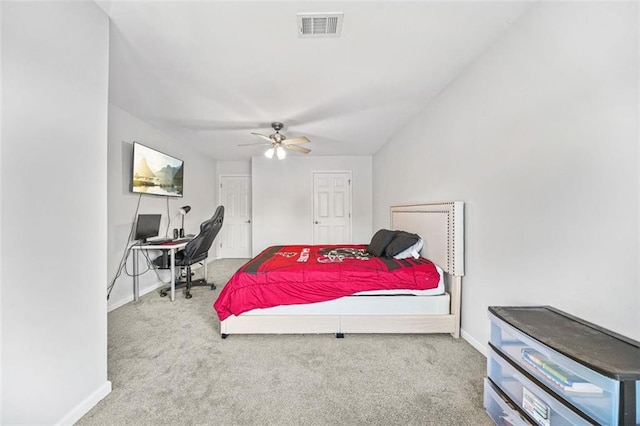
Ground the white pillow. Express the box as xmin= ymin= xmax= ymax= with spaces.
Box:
xmin=393 ymin=237 xmax=423 ymax=259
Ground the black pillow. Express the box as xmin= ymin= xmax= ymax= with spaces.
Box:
xmin=385 ymin=231 xmax=420 ymax=257
xmin=366 ymin=229 xmax=397 ymax=257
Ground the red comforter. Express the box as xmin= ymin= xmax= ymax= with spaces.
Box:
xmin=214 ymin=244 xmax=441 ymax=321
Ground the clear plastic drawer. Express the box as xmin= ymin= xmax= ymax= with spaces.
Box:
xmin=489 ymin=311 xmax=619 ymax=425
xmin=488 ymin=346 xmax=595 ymax=425
xmin=484 ymin=377 xmax=534 ymax=426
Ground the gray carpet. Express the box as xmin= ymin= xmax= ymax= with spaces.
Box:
xmin=78 ymin=259 xmax=492 ymax=425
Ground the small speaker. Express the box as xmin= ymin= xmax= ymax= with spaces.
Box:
xmin=173 ymin=228 xmax=179 ymax=239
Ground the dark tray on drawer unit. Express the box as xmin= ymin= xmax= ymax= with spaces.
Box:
xmin=488 ymin=306 xmax=640 ymax=426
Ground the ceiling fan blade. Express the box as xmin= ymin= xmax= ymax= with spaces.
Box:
xmin=286 ymin=144 xmax=311 ymax=154
xmin=251 ymin=132 xmax=274 ymax=143
xmin=237 ymin=142 xmax=271 ymax=147
xmin=284 ymin=136 xmax=310 ymax=144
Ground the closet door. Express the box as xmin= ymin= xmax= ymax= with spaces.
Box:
xmin=312 ymin=172 xmax=352 ymax=244
xmin=219 ymin=175 xmax=252 ymax=258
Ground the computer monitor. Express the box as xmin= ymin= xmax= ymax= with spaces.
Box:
xmin=135 ymin=214 xmax=162 ymax=242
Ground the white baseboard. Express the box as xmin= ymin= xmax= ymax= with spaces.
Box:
xmin=107 ymin=279 xmax=166 ymax=312
xmin=107 ymin=259 xmax=215 ymax=312
xmin=461 ymin=328 xmax=487 ymax=357
xmin=56 ymin=380 xmax=111 ymax=426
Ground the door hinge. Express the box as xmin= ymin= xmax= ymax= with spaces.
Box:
xmin=348 ymin=179 xmax=351 ymax=185
xmin=220 ymin=183 xmax=222 ymax=188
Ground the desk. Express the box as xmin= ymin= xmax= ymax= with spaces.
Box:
xmin=131 ymin=241 xmax=189 ymax=302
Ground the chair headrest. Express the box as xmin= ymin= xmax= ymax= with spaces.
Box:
xmin=183 ymin=207 xmax=224 ymax=259
xmin=212 ymin=205 xmax=224 ymax=224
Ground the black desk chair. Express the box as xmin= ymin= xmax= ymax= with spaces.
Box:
xmin=156 ymin=205 xmax=224 ymax=299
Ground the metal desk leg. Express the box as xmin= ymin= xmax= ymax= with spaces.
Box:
xmin=170 ymin=248 xmax=176 ymax=302
xmin=133 ymin=249 xmax=139 ymax=301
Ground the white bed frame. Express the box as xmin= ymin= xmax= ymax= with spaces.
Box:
xmin=219 ymin=201 xmax=464 ymax=338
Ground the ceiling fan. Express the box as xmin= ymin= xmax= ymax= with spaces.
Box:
xmin=239 ymin=122 xmax=311 ymax=159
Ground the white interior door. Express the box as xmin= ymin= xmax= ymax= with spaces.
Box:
xmin=219 ymin=175 xmax=252 ymax=258
xmin=313 ymin=172 xmax=352 ymax=244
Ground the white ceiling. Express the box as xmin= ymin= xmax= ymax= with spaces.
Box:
xmin=105 ymin=1 xmax=532 ymax=160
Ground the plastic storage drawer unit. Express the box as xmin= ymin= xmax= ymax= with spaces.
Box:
xmin=488 ymin=345 xmax=595 ymax=425
xmin=488 ymin=306 xmax=640 ymax=426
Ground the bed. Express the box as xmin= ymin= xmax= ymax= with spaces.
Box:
xmin=215 ymin=201 xmax=464 ymax=338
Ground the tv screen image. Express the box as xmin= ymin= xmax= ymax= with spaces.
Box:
xmin=132 ymin=142 xmax=184 ymax=197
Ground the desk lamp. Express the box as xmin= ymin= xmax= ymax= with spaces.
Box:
xmin=179 ymin=205 xmax=191 ymax=237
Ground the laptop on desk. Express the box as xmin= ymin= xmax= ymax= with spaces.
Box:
xmin=146 ymin=235 xmax=195 ymax=245
xmin=145 ymin=238 xmax=173 ymax=245
xmin=135 ymin=214 xmax=195 ymax=245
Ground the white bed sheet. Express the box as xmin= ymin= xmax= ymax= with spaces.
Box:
xmin=241 ymin=293 xmax=451 ymax=316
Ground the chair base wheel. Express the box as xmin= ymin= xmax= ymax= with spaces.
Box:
xmin=185 ymin=293 xmax=192 ymax=299
xmin=210 ymin=284 xmax=216 ymax=290
xmin=221 ymin=334 xmax=229 ymax=339
xmin=336 ymin=333 xmax=344 ymax=338
xmin=160 ymin=291 xmax=167 ymax=297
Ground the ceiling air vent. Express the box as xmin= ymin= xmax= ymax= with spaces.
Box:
xmin=297 ymin=13 xmax=343 ymax=38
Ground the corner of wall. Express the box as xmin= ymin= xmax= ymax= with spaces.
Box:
xmin=56 ymin=381 xmax=111 ymax=426
xmin=0 ymin=1 xmax=4 ymax=420
xmin=461 ymin=329 xmax=486 ymax=357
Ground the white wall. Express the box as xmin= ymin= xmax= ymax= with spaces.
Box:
xmin=107 ymin=105 xmax=219 ymax=310
xmin=0 ymin=2 xmax=4 ymax=420
xmin=217 ymin=160 xmax=251 ymax=176
xmin=252 ymin=156 xmax=372 ymax=255
xmin=373 ymin=2 xmax=639 ymax=349
xmin=1 ymin=2 xmax=111 ymax=424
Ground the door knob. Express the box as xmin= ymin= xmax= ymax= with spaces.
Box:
xmin=314 ymin=221 xmax=320 ymax=224
xmin=245 ymin=220 xmax=251 ymax=223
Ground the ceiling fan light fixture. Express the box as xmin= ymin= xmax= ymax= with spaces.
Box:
xmin=247 ymin=122 xmax=311 ymax=158
xmin=264 ymin=147 xmax=275 ymax=159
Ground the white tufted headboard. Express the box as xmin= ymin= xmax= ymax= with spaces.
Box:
xmin=390 ymin=201 xmax=464 ymax=277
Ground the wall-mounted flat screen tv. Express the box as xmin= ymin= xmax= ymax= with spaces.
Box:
xmin=132 ymin=142 xmax=184 ymax=197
